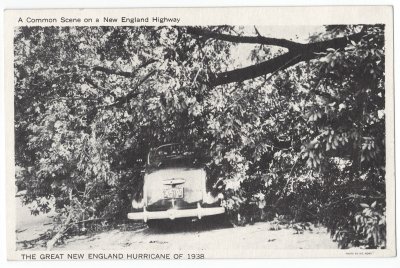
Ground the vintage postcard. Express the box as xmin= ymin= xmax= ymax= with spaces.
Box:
xmin=4 ymin=6 xmax=395 ymax=260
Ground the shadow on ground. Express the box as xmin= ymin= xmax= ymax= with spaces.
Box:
xmin=142 ymin=215 xmax=234 ymax=234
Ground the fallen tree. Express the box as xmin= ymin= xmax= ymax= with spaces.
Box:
xmin=14 ymin=25 xmax=385 ymax=249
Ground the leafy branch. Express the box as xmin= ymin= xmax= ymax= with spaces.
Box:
xmin=78 ymin=58 xmax=157 ymax=79
xmin=187 ymin=26 xmax=366 ymax=86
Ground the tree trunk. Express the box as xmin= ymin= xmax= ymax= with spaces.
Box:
xmin=46 ymin=189 xmax=73 ymax=251
xmin=46 ymin=212 xmax=72 ymax=250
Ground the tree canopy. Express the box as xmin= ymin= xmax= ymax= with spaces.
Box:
xmin=14 ymin=25 xmax=385 ymax=249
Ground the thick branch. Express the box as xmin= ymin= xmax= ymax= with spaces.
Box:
xmin=210 ymin=51 xmax=303 ymax=86
xmin=187 ymin=27 xmax=302 ymax=50
xmin=207 ymin=30 xmax=365 ymax=86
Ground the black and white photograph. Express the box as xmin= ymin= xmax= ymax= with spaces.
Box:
xmin=4 ymin=7 xmax=395 ymax=259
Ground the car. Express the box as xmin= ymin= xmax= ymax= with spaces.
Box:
xmin=127 ymin=143 xmax=225 ymax=226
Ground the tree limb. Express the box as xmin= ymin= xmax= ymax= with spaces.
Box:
xmin=84 ymin=76 xmax=118 ymax=99
xmin=79 ymin=58 xmax=157 ymax=79
xmin=46 ymin=189 xmax=73 ymax=251
xmin=187 ymin=26 xmax=302 ymax=50
xmin=91 ymin=66 xmax=138 ymax=78
xmin=188 ymin=27 xmax=365 ymax=86
xmin=210 ymin=51 xmax=302 ymax=86
xmin=104 ymin=69 xmax=157 ymax=108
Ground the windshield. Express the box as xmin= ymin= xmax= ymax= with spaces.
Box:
xmin=147 ymin=143 xmax=204 ymax=169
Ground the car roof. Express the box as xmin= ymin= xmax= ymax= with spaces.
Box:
xmin=153 ymin=143 xmax=182 ymax=151
xmin=147 ymin=143 xmax=192 ymax=165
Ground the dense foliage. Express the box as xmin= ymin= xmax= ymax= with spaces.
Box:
xmin=14 ymin=25 xmax=385 ymax=248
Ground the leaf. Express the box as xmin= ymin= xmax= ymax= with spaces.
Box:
xmin=360 ymin=203 xmax=369 ymax=208
xmin=326 ymin=143 xmax=330 ymax=151
xmin=319 ymin=57 xmax=329 ymax=63
xmin=371 ymin=201 xmax=377 ymax=208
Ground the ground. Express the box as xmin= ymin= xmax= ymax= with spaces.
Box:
xmin=16 ymin=200 xmax=338 ymax=251
xmin=56 ymin=221 xmax=338 ymax=251
xmin=16 ymin=197 xmax=55 ymax=243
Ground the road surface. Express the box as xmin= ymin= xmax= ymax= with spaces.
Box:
xmin=16 ymin=199 xmax=338 ymax=251
xmin=52 ymin=219 xmax=338 ymax=251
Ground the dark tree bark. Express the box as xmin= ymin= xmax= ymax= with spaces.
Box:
xmin=187 ymin=27 xmax=365 ymax=86
xmin=187 ymin=26 xmax=303 ymax=50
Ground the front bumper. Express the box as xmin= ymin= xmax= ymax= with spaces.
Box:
xmin=127 ymin=203 xmax=225 ymax=222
